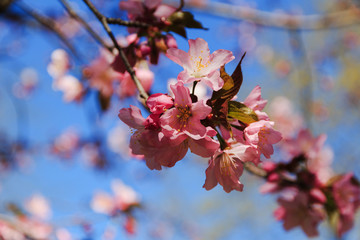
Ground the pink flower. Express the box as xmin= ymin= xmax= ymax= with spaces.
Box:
xmin=203 ymin=142 xmax=258 ymax=193
xmin=91 ymin=179 xmax=140 ymax=216
xmin=161 ymin=82 xmax=211 ymax=139
xmin=47 ymin=49 xmax=70 ymax=79
xmin=243 ymin=85 xmax=269 ymax=120
xmin=166 ymin=38 xmax=234 ymax=91
xmin=119 ymin=105 xmax=188 ymax=170
xmin=244 ymin=120 xmax=282 ymax=159
xmin=52 ymin=75 xmax=83 ymax=102
xmin=118 ymin=67 xmax=154 ymax=98
xmin=120 ymin=0 xmax=176 ymax=22
xmin=146 ymin=93 xmax=174 ymax=114
xmin=24 ymin=194 xmax=52 ymax=220
xmin=275 ymin=191 xmax=325 ymax=237
xmin=84 ymin=49 xmax=121 ymax=97
xmin=243 ymin=85 xmax=267 ymax=111
xmin=333 ymin=173 xmax=360 ymax=215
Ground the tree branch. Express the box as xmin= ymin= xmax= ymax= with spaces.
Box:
xmin=171 ymin=0 xmax=360 ymax=30
xmin=244 ymin=162 xmax=267 ymax=178
xmin=82 ymin=0 xmax=149 ymax=101
xmin=59 ymin=0 xmax=113 ymax=52
xmin=13 ymin=1 xmax=78 ymax=56
xmin=106 ymin=17 xmax=149 ymax=28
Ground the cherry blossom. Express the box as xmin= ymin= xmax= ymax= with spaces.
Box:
xmin=166 ymin=38 xmax=234 ymax=91
xmin=244 ymin=120 xmax=282 ymax=159
xmin=84 ymin=49 xmax=121 ymax=97
xmin=203 ymin=142 xmax=258 ymax=193
xmin=161 ymin=82 xmax=211 ymax=139
xmin=119 ymin=105 xmax=188 ymax=170
xmin=24 ymin=194 xmax=52 ymax=220
xmin=52 ymin=75 xmax=83 ymax=102
xmin=275 ymin=191 xmax=325 ymax=237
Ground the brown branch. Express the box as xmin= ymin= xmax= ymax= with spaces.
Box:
xmin=170 ymin=0 xmax=360 ymax=30
xmin=106 ymin=17 xmax=149 ymax=28
xmin=176 ymin=0 xmax=185 ymax=12
xmin=244 ymin=162 xmax=267 ymax=178
xmin=13 ymin=1 xmax=78 ymax=56
xmin=59 ymin=0 xmax=113 ymax=52
xmin=82 ymin=0 xmax=149 ymax=102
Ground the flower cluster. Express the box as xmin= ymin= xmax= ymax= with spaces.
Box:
xmin=260 ymin=104 xmax=360 ymax=237
xmin=119 ymin=38 xmax=282 ymax=192
xmin=91 ymin=179 xmax=140 ymax=235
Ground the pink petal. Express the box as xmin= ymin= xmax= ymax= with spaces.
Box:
xmin=166 ymin=48 xmax=191 ymax=70
xmin=153 ymin=4 xmax=176 ymax=19
xmin=188 ymin=38 xmax=210 ymax=61
xmin=188 ymin=136 xmax=219 ymax=158
xmin=206 ymin=49 xmax=235 ymax=73
xmin=243 ymin=85 xmax=268 ymax=111
xmin=118 ymin=105 xmax=146 ymax=129
xmin=144 ymin=0 xmax=161 ymax=9
xmin=170 ymin=82 xmax=192 ymax=106
xmin=201 ymin=70 xmax=223 ymax=91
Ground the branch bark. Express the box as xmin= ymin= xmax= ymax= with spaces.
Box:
xmin=82 ymin=0 xmax=149 ymax=102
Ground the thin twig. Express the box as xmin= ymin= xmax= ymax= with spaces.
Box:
xmin=59 ymin=0 xmax=113 ymax=52
xmin=82 ymin=0 xmax=149 ymax=101
xmin=244 ymin=162 xmax=267 ymax=178
xmin=176 ymin=0 xmax=184 ymax=12
xmin=107 ymin=17 xmax=149 ymax=28
xmin=13 ymin=1 xmax=78 ymax=56
xmin=168 ymin=0 xmax=360 ymax=30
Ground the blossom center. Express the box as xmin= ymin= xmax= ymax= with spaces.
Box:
xmin=176 ymin=104 xmax=192 ymax=130
xmin=259 ymin=126 xmax=270 ymax=142
xmin=219 ymin=153 xmax=235 ymax=176
xmin=190 ymin=55 xmax=210 ymax=77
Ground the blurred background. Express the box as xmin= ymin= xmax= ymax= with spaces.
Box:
xmin=1 ymin=0 xmax=360 ymax=239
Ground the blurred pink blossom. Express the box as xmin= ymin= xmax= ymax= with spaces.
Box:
xmin=24 ymin=194 xmax=52 ymax=220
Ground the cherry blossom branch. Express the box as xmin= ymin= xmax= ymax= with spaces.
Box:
xmin=82 ymin=0 xmax=149 ymax=101
xmin=59 ymin=0 xmax=113 ymax=52
xmin=106 ymin=17 xmax=149 ymax=28
xmin=244 ymin=162 xmax=267 ymax=178
xmin=172 ymin=0 xmax=360 ymax=30
xmin=13 ymin=1 xmax=78 ymax=56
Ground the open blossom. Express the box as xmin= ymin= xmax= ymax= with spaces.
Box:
xmin=203 ymin=142 xmax=258 ymax=193
xmin=275 ymin=191 xmax=325 ymax=237
xmin=243 ymin=85 xmax=269 ymax=120
xmin=52 ymin=75 xmax=83 ymax=102
xmin=84 ymin=49 xmax=121 ymax=97
xmin=244 ymin=120 xmax=282 ymax=159
xmin=332 ymin=173 xmax=360 ymax=237
xmin=161 ymin=82 xmax=211 ymax=139
xmin=166 ymin=38 xmax=234 ymax=91
xmin=119 ymin=105 xmax=188 ymax=170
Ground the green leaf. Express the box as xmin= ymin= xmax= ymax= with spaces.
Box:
xmin=228 ymin=101 xmax=258 ymax=124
